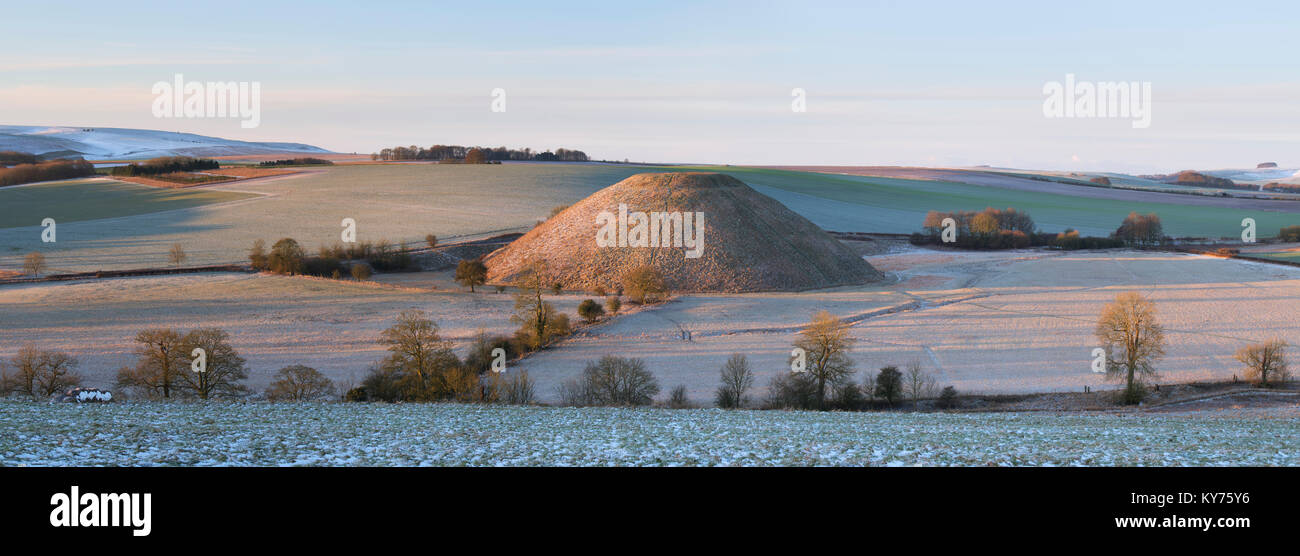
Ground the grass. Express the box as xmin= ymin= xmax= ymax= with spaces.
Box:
xmin=1242 ymin=251 xmax=1300 ymax=263
xmin=679 ymin=166 xmax=1300 ymax=238
xmin=1 ymin=401 xmax=1294 ymax=466
xmin=0 ymin=178 xmax=257 ymax=228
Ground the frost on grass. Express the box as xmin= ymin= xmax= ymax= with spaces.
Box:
xmin=1 ymin=402 xmax=1295 ymax=467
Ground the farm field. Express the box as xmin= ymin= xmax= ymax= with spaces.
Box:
xmin=0 ymin=178 xmax=257 ymax=228
xmin=6 ymin=163 xmax=1300 ymax=275
xmin=0 ymin=271 xmax=587 ymax=391
xmin=517 ymin=250 xmax=1300 ymax=401
xmin=0 ymin=163 xmax=672 ymax=273
xmin=708 ymin=166 xmax=1300 ymax=238
xmin=1 ymin=401 xmax=1294 ymax=466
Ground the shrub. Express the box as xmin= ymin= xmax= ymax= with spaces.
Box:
xmin=23 ymin=252 xmax=46 ymax=276
xmin=344 ymin=386 xmax=369 ymax=402
xmin=1113 ymin=212 xmax=1164 ymax=246
xmin=593 ymin=286 xmax=607 ymax=297
xmin=249 ymin=239 xmax=269 ymax=270
xmin=557 ymin=355 xmax=659 ymax=406
xmin=874 ymin=366 xmax=903 ymax=406
xmin=168 ymin=243 xmax=187 ymax=266
xmin=605 ymin=296 xmax=622 ymax=315
xmin=501 ymin=371 xmax=536 ymax=405
xmin=936 ymin=385 xmax=959 ymax=409
xmin=265 ymin=365 xmax=335 ymax=401
xmin=830 ymin=381 xmax=865 ymax=410
xmin=425 ymin=234 xmax=438 ymax=248
xmin=666 ymin=385 xmax=692 ymax=408
xmin=1279 ymin=225 xmax=1300 ymax=242
xmin=461 ymin=332 xmax=517 ymax=375
xmin=622 ymin=265 xmax=666 ymax=304
xmin=350 ymin=263 xmax=372 ymax=280
xmin=763 ymin=372 xmax=818 ymax=410
xmin=578 ymin=299 xmax=605 ymax=323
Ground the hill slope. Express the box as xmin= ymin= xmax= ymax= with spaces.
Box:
xmin=484 ymin=172 xmax=882 ymax=292
xmin=0 ymin=125 xmax=330 ymax=160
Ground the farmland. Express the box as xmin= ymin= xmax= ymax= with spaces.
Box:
xmin=5 ymin=163 xmax=1300 ymax=275
xmin=1 ymin=401 xmax=1294 ymax=466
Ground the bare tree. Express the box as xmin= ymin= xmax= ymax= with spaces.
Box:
xmin=793 ymin=310 xmax=856 ymax=410
xmin=178 ymin=328 xmax=250 ymax=399
xmin=168 ymin=243 xmax=187 ymax=266
xmin=377 ymin=309 xmax=458 ymax=400
xmin=116 ymin=328 xmax=187 ymax=398
xmin=1235 ymin=339 xmax=1290 ymax=387
xmin=511 ymin=260 xmax=569 ymax=350
xmin=903 ymin=360 xmax=937 ymax=409
xmin=1095 ymin=291 xmax=1166 ymax=404
xmin=714 ymin=353 xmax=754 ymax=409
xmin=23 ymin=252 xmax=46 ymax=276
xmin=265 ymin=365 xmax=336 ymax=401
xmin=1 ymin=345 xmax=81 ymax=399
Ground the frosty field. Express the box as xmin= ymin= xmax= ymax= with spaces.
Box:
xmin=1 ymin=401 xmax=1294 ymax=466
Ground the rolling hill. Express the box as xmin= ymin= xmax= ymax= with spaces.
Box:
xmin=0 ymin=125 xmax=331 ymax=160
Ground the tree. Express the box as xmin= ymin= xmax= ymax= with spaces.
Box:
xmin=425 ymin=234 xmax=438 ymax=249
xmin=1235 ymin=339 xmax=1289 ymax=387
xmin=903 ymin=361 xmax=936 ymax=409
xmin=970 ymin=211 xmax=1000 ymax=237
xmin=578 ymin=299 xmax=605 ymax=323
xmin=936 ymin=386 xmax=959 ymax=409
xmin=23 ymin=252 xmax=46 ymax=276
xmin=511 ymin=260 xmax=569 ymax=350
xmin=793 ymin=310 xmax=856 ymax=410
xmin=874 ymin=366 xmax=903 ymax=406
xmin=1095 ymin=291 xmax=1166 ymax=404
xmin=622 ymin=265 xmax=666 ymax=304
xmin=464 ymin=147 xmax=487 ymax=164
xmin=168 ymin=243 xmax=187 ymax=266
xmin=558 ymin=355 xmax=659 ymax=406
xmin=455 ymin=259 xmax=488 ymax=292
xmin=116 ymin=328 xmax=187 ymax=399
xmin=377 ymin=310 xmax=459 ymax=400
xmin=715 ymin=353 xmax=754 ymax=409
xmin=0 ymin=345 xmax=80 ymax=399
xmin=178 ymin=328 xmax=250 ymax=399
xmin=605 ymin=296 xmax=622 ymax=315
xmin=268 ymin=238 xmax=305 ymax=275
xmin=265 ymin=365 xmax=336 ymax=401
xmin=666 ymin=385 xmax=692 ymax=408
xmin=249 ymin=239 xmax=268 ymax=270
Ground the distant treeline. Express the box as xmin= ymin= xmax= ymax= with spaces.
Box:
xmin=0 ymin=158 xmax=95 ymax=187
xmin=109 ymin=156 xmax=220 ymax=177
xmin=372 ymin=145 xmax=589 ymax=162
xmin=258 ymin=157 xmax=334 ymax=167
xmin=0 ymin=150 xmax=42 ymax=166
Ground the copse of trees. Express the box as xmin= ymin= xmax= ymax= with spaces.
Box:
xmin=0 ymin=345 xmax=82 ymax=400
xmin=1113 ymin=212 xmax=1165 ymax=246
xmin=371 ymin=144 xmax=589 ymax=163
xmin=249 ymin=238 xmax=415 ymax=277
xmin=257 ymin=158 xmax=333 ymax=166
xmin=0 ymin=158 xmax=95 ymax=187
xmin=109 ymin=156 xmax=219 ymax=177
xmin=0 ymin=150 xmax=41 ymax=166
xmin=115 ymin=327 xmax=250 ymax=400
xmin=1279 ymin=225 xmax=1300 ymax=242
xmin=264 ymin=365 xmax=336 ymax=401
xmin=622 ymin=265 xmax=667 ymax=304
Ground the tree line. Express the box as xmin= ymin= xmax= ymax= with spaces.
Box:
xmin=0 ymin=158 xmax=95 ymax=187
xmin=109 ymin=156 xmax=220 ymax=177
xmin=371 ymin=145 xmax=589 ymax=162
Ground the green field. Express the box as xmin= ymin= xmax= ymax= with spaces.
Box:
xmin=1243 ymin=251 xmax=1300 ymax=263
xmin=686 ymin=166 xmax=1300 ymax=238
xmin=0 ymin=178 xmax=258 ymax=229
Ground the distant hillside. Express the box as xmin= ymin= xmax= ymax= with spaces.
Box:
xmin=0 ymin=125 xmax=331 ymax=161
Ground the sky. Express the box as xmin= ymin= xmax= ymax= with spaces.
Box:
xmin=2 ymin=0 xmax=1297 ymax=173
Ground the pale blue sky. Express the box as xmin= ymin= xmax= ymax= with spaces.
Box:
xmin=2 ymin=0 xmax=1297 ymax=172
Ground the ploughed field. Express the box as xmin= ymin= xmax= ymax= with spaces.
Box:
xmin=1 ymin=401 xmax=1294 ymax=466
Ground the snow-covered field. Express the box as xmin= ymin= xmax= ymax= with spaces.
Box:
xmin=2 ymin=401 xmax=1294 ymax=466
